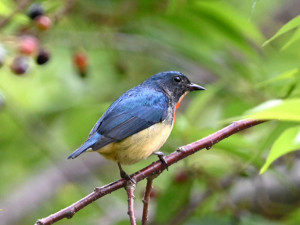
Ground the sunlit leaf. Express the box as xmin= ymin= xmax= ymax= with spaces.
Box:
xmin=260 ymin=126 xmax=300 ymax=174
xmin=0 ymin=0 xmax=14 ymax=16
xmin=245 ymin=99 xmax=300 ymax=121
xmin=263 ymin=15 xmax=300 ymax=46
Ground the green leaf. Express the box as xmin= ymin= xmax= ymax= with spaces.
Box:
xmin=256 ymin=68 xmax=298 ymax=88
xmin=263 ymin=15 xmax=300 ymax=46
xmin=260 ymin=126 xmax=300 ymax=174
xmin=245 ymin=98 xmax=300 ymax=121
xmin=281 ymin=27 xmax=300 ymax=50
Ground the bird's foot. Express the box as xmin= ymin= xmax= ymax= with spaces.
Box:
xmin=118 ymin=163 xmax=136 ymax=183
xmin=153 ymin=151 xmax=168 ymax=170
xmin=120 ymin=170 xmax=136 ymax=183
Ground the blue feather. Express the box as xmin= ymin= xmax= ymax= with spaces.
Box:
xmin=88 ymin=87 xmax=169 ymax=146
xmin=67 ymin=132 xmax=102 ymax=159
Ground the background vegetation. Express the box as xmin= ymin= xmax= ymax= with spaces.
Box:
xmin=1 ymin=0 xmax=300 ymax=224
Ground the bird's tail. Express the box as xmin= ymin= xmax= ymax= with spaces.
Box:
xmin=67 ymin=133 xmax=101 ymax=159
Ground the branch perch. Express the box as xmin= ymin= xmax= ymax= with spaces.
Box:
xmin=142 ymin=176 xmax=156 ymax=225
xmin=126 ymin=181 xmax=137 ymax=225
xmin=35 ymin=119 xmax=266 ymax=225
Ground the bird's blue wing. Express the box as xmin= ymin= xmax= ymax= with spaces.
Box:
xmin=90 ymin=88 xmax=169 ymax=150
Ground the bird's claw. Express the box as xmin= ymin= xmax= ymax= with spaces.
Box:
xmin=118 ymin=163 xmax=136 ymax=183
xmin=154 ymin=151 xmax=169 ymax=170
xmin=120 ymin=171 xmax=136 ymax=183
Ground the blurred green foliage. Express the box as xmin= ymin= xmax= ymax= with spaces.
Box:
xmin=1 ymin=0 xmax=300 ymax=225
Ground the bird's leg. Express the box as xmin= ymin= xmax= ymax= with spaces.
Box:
xmin=153 ymin=151 xmax=168 ymax=170
xmin=118 ymin=163 xmax=135 ymax=183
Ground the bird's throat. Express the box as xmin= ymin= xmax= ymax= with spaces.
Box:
xmin=173 ymin=91 xmax=189 ymax=123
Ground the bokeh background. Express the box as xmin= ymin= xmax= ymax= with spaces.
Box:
xmin=1 ymin=0 xmax=300 ymax=224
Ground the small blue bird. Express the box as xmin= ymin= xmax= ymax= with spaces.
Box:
xmin=68 ymin=71 xmax=205 ymax=179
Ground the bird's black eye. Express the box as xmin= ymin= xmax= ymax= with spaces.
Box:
xmin=173 ymin=76 xmax=181 ymax=82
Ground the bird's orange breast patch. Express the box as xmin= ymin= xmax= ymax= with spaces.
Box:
xmin=173 ymin=91 xmax=189 ymax=123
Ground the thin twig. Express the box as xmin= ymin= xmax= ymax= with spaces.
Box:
xmin=126 ymin=181 xmax=137 ymax=225
xmin=53 ymin=0 xmax=74 ymax=23
xmin=0 ymin=0 xmax=33 ymax=29
xmin=35 ymin=119 xmax=267 ymax=225
xmin=142 ymin=176 xmax=155 ymax=225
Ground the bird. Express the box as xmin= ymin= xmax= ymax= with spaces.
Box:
xmin=68 ymin=71 xmax=205 ymax=180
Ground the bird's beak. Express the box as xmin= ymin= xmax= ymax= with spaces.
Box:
xmin=187 ymin=83 xmax=206 ymax=91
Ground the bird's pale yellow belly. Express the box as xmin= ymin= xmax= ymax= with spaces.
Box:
xmin=96 ymin=120 xmax=172 ymax=165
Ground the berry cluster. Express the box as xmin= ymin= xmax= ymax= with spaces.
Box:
xmin=0 ymin=3 xmax=51 ymax=75
xmin=28 ymin=4 xmax=52 ymax=31
xmin=27 ymin=3 xmax=52 ymax=67
xmin=1 ymin=2 xmax=89 ymax=78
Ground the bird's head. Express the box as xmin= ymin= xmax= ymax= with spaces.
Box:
xmin=144 ymin=71 xmax=205 ymax=103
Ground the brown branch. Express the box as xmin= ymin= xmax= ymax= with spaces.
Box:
xmin=35 ymin=119 xmax=267 ymax=225
xmin=142 ymin=176 xmax=155 ymax=225
xmin=126 ymin=181 xmax=137 ymax=225
xmin=0 ymin=0 xmax=33 ymax=29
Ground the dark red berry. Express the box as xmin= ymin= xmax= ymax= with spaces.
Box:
xmin=36 ymin=49 xmax=50 ymax=65
xmin=174 ymin=170 xmax=189 ymax=184
xmin=18 ymin=35 xmax=38 ymax=55
xmin=27 ymin=4 xmax=44 ymax=20
xmin=149 ymin=189 xmax=159 ymax=199
xmin=10 ymin=56 xmax=29 ymax=75
xmin=139 ymin=188 xmax=160 ymax=200
xmin=35 ymin=15 xmax=52 ymax=31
